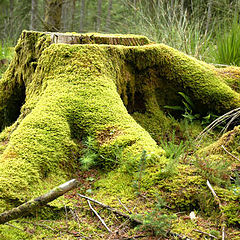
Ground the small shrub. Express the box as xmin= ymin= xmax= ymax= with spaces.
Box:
xmin=134 ymin=197 xmax=176 ymax=237
xmin=160 ymin=131 xmax=186 ymax=176
xmin=132 ymin=150 xmax=147 ymax=195
xmin=79 ymin=136 xmax=99 ymax=170
xmin=193 ymin=155 xmax=231 ymax=187
xmin=165 ymin=92 xmax=218 ymax=125
xmin=160 ymin=131 xmax=185 ymax=160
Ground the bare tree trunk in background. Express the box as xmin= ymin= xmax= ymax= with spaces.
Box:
xmin=44 ymin=0 xmax=63 ymax=32
xmin=105 ymin=0 xmax=113 ymax=32
xmin=205 ymin=0 xmax=213 ymax=35
xmin=61 ymin=0 xmax=69 ymax=31
xmin=133 ymin=0 xmax=137 ymax=8
xmin=80 ymin=0 xmax=85 ymax=32
xmin=62 ymin=0 xmax=76 ymax=32
xmin=71 ymin=0 xmax=76 ymax=31
xmin=9 ymin=0 xmax=14 ymax=19
xmin=180 ymin=0 xmax=185 ymax=16
xmin=30 ymin=0 xmax=38 ymax=30
xmin=96 ymin=0 xmax=102 ymax=32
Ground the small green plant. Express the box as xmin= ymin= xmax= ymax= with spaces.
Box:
xmin=79 ymin=136 xmax=99 ymax=170
xmin=160 ymin=131 xmax=185 ymax=176
xmin=231 ymin=171 xmax=240 ymax=197
xmin=132 ymin=150 xmax=147 ymax=195
xmin=193 ymin=155 xmax=231 ymax=187
xmin=134 ymin=197 xmax=176 ymax=237
xmin=0 ymin=41 xmax=13 ymax=78
xmin=160 ymin=131 xmax=185 ymax=160
xmin=0 ymin=40 xmax=13 ymax=60
xmin=165 ymin=92 xmax=218 ymax=125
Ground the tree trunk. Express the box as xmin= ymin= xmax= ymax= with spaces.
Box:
xmin=30 ymin=0 xmax=38 ymax=30
xmin=79 ymin=0 xmax=85 ymax=32
xmin=71 ymin=0 xmax=76 ymax=31
xmin=205 ymin=0 xmax=213 ymax=35
xmin=61 ymin=0 xmax=68 ymax=31
xmin=96 ymin=0 xmax=102 ymax=32
xmin=44 ymin=0 xmax=63 ymax=31
xmin=105 ymin=0 xmax=113 ymax=32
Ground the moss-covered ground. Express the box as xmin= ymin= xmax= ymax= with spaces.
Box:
xmin=0 ymin=31 xmax=239 ymax=239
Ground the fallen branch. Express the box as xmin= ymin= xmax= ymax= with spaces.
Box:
xmin=221 ymin=145 xmax=240 ymax=162
xmin=0 ymin=179 xmax=78 ymax=224
xmin=87 ymin=200 xmax=112 ymax=233
xmin=207 ymin=180 xmax=226 ymax=240
xmin=117 ymin=197 xmax=132 ymax=214
xmin=77 ymin=193 xmax=194 ymax=240
xmin=20 ymin=221 xmax=58 ymax=233
xmin=193 ymin=229 xmax=217 ymax=239
xmin=5 ymin=223 xmax=29 ymax=233
xmin=77 ymin=193 xmax=142 ymax=224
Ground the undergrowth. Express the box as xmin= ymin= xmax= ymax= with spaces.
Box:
xmin=134 ymin=197 xmax=177 ymax=237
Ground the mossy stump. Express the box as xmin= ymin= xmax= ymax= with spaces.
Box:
xmin=0 ymin=31 xmax=240 ymax=228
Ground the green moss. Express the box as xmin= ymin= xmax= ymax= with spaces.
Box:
xmin=1 ymin=31 xmax=240 ymax=231
xmin=125 ymin=44 xmax=240 ymax=114
xmin=0 ymin=32 xmax=164 ymax=209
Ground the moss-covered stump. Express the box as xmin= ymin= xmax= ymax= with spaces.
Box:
xmin=0 ymin=31 xmax=240 ymax=230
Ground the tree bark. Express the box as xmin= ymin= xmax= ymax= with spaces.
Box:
xmin=44 ymin=0 xmax=63 ymax=31
xmin=71 ymin=0 xmax=76 ymax=31
xmin=205 ymin=0 xmax=213 ymax=35
xmin=0 ymin=179 xmax=78 ymax=224
xmin=105 ymin=0 xmax=113 ymax=32
xmin=96 ymin=0 xmax=102 ymax=32
xmin=30 ymin=0 xmax=38 ymax=30
xmin=79 ymin=0 xmax=85 ymax=32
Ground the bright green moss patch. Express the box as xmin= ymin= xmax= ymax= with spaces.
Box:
xmin=0 ymin=31 xmax=165 ymax=209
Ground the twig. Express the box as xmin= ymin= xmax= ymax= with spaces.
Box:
xmin=5 ymin=223 xmax=29 ymax=233
xmin=207 ymin=180 xmax=221 ymax=205
xmin=20 ymin=221 xmax=58 ymax=233
xmin=77 ymin=193 xmax=194 ymax=240
xmin=77 ymin=193 xmax=142 ymax=224
xmin=221 ymin=145 xmax=240 ymax=162
xmin=87 ymin=200 xmax=112 ymax=233
xmin=123 ymin=235 xmax=147 ymax=239
xmin=117 ymin=198 xmax=132 ymax=214
xmin=69 ymin=208 xmax=80 ymax=223
xmin=66 ymin=230 xmax=92 ymax=239
xmin=64 ymin=205 xmax=70 ymax=231
xmin=222 ymin=226 xmax=225 ymax=240
xmin=193 ymin=229 xmax=217 ymax=239
xmin=207 ymin=180 xmax=226 ymax=240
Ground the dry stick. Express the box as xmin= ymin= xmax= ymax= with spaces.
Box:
xmin=5 ymin=223 xmax=29 ymax=233
xmin=221 ymin=145 xmax=240 ymax=162
xmin=207 ymin=180 xmax=226 ymax=240
xmin=193 ymin=229 xmax=217 ymax=239
xmin=77 ymin=193 xmax=142 ymax=224
xmin=20 ymin=221 xmax=58 ymax=233
xmin=87 ymin=200 xmax=112 ymax=233
xmin=77 ymin=193 xmax=194 ymax=240
xmin=0 ymin=179 xmax=78 ymax=224
xmin=117 ymin=198 xmax=132 ymax=214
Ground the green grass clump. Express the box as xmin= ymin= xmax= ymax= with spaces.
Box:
xmin=216 ymin=15 xmax=240 ymax=66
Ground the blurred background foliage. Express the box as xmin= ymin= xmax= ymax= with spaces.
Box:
xmin=1 ymin=0 xmax=240 ymax=65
